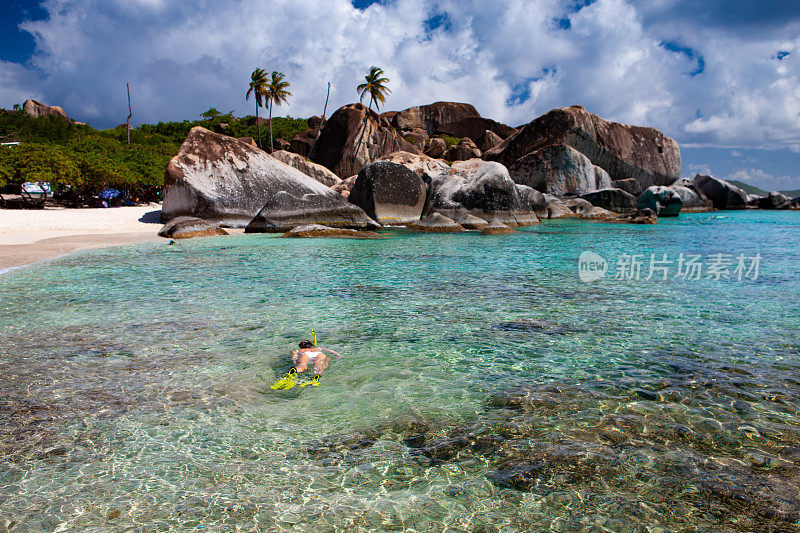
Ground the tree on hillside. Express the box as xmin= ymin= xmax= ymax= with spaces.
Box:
xmin=246 ymin=68 xmax=269 ymax=148
xmin=265 ymin=71 xmax=292 ymax=152
xmin=357 ymin=66 xmax=391 ymax=112
xmin=200 ymin=107 xmax=223 ymax=120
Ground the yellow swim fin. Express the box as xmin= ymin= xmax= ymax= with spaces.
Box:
xmin=270 ymin=369 xmax=298 ymax=390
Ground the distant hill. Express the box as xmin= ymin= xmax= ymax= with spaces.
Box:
xmin=727 ymin=180 xmax=799 ymax=198
xmin=728 ymin=180 xmax=767 ymax=196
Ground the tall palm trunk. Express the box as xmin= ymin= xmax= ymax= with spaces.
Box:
xmin=269 ymin=99 xmax=274 ymax=153
xmin=255 ymin=100 xmax=262 ymax=148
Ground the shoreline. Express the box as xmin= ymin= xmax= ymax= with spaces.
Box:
xmin=0 ymin=205 xmax=163 ymax=272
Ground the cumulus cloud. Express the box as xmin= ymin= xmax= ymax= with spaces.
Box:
xmin=727 ymin=168 xmax=799 ymax=191
xmin=2 ymin=0 xmax=799 ymax=157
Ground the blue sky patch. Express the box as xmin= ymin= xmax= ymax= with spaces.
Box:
xmin=660 ymin=41 xmax=705 ymax=76
xmin=775 ymin=50 xmax=790 ymax=61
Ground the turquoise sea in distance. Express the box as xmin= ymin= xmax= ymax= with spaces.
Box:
xmin=1 ymin=211 xmax=799 ymax=531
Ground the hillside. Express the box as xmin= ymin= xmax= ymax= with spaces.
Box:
xmin=0 ymin=108 xmax=307 ymax=204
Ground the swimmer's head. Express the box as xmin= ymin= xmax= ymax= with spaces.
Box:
xmin=299 ymin=340 xmax=314 ymax=349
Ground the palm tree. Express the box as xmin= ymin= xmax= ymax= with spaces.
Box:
xmin=246 ymin=68 xmax=268 ymax=148
xmin=357 ymin=66 xmax=391 ymax=112
xmin=265 ymin=71 xmax=292 ymax=152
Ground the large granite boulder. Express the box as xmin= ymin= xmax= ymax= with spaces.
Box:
xmin=22 ymin=99 xmax=72 ymax=122
xmin=157 ymin=216 xmax=229 ymax=239
xmin=669 ymin=178 xmax=713 ymax=212
xmin=693 ymin=174 xmax=748 ymax=210
xmin=375 ymin=151 xmax=449 ymax=180
xmin=289 ymin=127 xmax=317 ymax=157
xmin=162 ymin=127 xmax=350 ymax=227
xmin=485 ymin=105 xmax=681 ymax=189
xmin=638 ymin=186 xmax=683 ymax=216
xmin=612 ymin=178 xmax=642 ymax=197
xmin=245 ymin=192 xmax=378 ymax=233
xmin=580 ymin=188 xmax=638 ymax=213
xmin=445 ymin=138 xmax=482 ymax=161
xmin=282 ymin=224 xmax=381 ymax=239
xmin=476 ymin=130 xmax=504 ymax=152
xmin=423 ymin=160 xmax=540 ymax=226
xmin=348 ymin=161 xmax=427 ymax=225
xmin=758 ymin=191 xmax=793 ymax=210
xmin=332 ymin=176 xmax=357 ymax=198
xmin=515 ymin=185 xmax=548 ymax=220
xmin=424 ymin=138 xmax=447 ymax=158
xmin=270 ymin=150 xmax=341 ymax=188
xmin=391 ymin=102 xmax=480 ymax=135
xmin=507 ymin=144 xmax=612 ymax=196
xmin=310 ymin=103 xmax=419 ymax=178
xmin=436 ymin=117 xmax=518 ymax=142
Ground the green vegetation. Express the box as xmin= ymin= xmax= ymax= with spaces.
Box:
xmin=0 ymin=108 xmax=308 ymax=203
xmin=440 ymin=134 xmax=461 ymax=147
xmin=246 ymin=68 xmax=269 ymax=148
xmin=265 ymin=71 xmax=292 ymax=152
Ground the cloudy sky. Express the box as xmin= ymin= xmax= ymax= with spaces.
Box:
xmin=1 ymin=0 xmax=799 ymax=191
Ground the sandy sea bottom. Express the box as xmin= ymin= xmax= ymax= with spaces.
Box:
xmin=1 ymin=211 xmax=799 ymax=532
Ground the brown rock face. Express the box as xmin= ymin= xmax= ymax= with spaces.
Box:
xmin=310 ymin=103 xmax=420 ymax=178
xmin=270 ymin=150 xmax=342 ymax=188
xmin=424 ymin=138 xmax=447 ymax=159
xmin=476 ymin=130 xmax=504 ymax=152
xmin=437 ymin=117 xmax=517 ymax=141
xmin=290 ymin=128 xmax=317 ymax=157
xmin=485 ymin=105 xmax=681 ymax=189
xmin=445 ymin=138 xmax=482 ymax=162
xmin=22 ymin=99 xmax=72 ymax=122
xmin=392 ymin=102 xmax=480 ymax=135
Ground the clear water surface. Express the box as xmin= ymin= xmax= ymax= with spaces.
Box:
xmin=1 ymin=211 xmax=799 ymax=531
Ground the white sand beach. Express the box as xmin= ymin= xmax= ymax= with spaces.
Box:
xmin=0 ymin=205 xmax=164 ymax=271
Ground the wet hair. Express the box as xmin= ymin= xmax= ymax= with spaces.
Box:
xmin=299 ymin=340 xmax=314 ymax=349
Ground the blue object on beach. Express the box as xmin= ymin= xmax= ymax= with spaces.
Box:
xmin=98 ymin=188 xmax=121 ymax=200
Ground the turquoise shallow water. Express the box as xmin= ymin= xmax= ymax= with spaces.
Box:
xmin=1 ymin=211 xmax=799 ymax=531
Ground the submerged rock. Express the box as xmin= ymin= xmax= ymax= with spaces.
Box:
xmin=480 ymin=220 xmax=515 ymax=235
xmin=408 ymin=213 xmax=465 ymax=232
xmin=282 ymin=224 xmax=382 ymax=239
xmin=638 ymin=186 xmax=683 ymax=216
xmin=157 ymin=216 xmax=229 ymax=239
xmin=348 ymin=161 xmax=427 ymax=225
xmin=162 ymin=127 xmax=342 ymax=227
xmin=244 ymin=192 xmax=379 ymax=233
xmin=457 ymin=214 xmax=490 ymax=230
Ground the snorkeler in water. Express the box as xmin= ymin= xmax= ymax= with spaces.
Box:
xmin=290 ymin=340 xmax=341 ymax=377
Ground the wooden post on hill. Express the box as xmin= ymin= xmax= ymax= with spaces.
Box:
xmin=309 ymin=82 xmax=330 ymax=158
xmin=126 ymin=82 xmax=132 ymax=145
